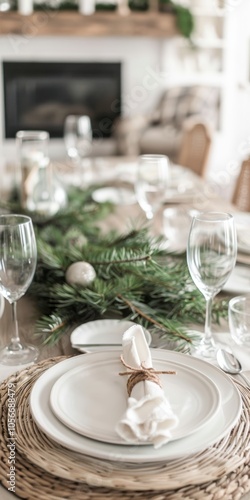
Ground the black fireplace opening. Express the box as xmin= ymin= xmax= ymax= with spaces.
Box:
xmin=3 ymin=61 xmax=121 ymax=139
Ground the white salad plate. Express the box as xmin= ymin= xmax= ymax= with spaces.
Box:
xmin=92 ymin=187 xmax=136 ymax=205
xmin=70 ymin=319 xmax=151 ymax=353
xmin=223 ymin=264 xmax=250 ymax=294
xmin=49 ymin=356 xmax=220 ymax=445
xmin=30 ymin=350 xmax=242 ymax=463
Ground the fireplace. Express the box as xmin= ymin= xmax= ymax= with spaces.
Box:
xmin=3 ymin=61 xmax=121 ymax=140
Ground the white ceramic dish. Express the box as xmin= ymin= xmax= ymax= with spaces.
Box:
xmin=70 ymin=319 xmax=151 ymax=353
xmin=49 ymin=357 xmax=220 ymax=445
xmin=30 ymin=350 xmax=242 ymax=463
xmin=92 ymin=187 xmax=136 ymax=205
xmin=223 ymin=265 xmax=250 ymax=294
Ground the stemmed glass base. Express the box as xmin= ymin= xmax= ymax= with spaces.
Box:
xmin=186 ymin=330 xmax=217 ymax=360
xmin=0 ymin=344 xmax=39 ymax=366
xmin=191 ymin=337 xmax=217 ymax=360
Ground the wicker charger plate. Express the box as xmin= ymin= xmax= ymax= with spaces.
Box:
xmin=0 ymin=357 xmax=250 ymax=500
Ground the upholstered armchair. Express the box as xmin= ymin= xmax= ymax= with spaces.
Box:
xmin=114 ymin=85 xmax=219 ymax=176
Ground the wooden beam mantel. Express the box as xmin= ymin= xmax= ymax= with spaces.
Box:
xmin=0 ymin=10 xmax=178 ymax=37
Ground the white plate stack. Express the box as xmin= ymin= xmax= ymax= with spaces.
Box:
xmin=29 ymin=325 xmax=242 ymax=463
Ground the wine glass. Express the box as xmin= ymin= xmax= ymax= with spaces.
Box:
xmin=187 ymin=212 xmax=237 ymax=358
xmin=0 ymin=214 xmax=39 ymax=365
xmin=135 ymin=154 xmax=170 ymax=220
xmin=63 ymin=114 xmax=92 ymax=185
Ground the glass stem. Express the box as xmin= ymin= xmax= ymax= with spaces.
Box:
xmin=204 ymin=296 xmax=215 ymax=348
xmin=9 ymin=301 xmax=22 ymax=351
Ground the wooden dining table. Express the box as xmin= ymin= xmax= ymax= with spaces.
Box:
xmin=0 ymin=156 xmax=250 ymax=500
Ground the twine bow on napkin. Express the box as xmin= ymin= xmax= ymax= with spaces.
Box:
xmin=115 ymin=325 xmax=179 ymax=449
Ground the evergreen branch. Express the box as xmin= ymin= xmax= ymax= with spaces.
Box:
xmin=35 ymin=314 xmax=68 ymax=345
xmin=89 ymin=254 xmax=152 ymax=265
xmin=117 ymin=294 xmax=192 ymax=342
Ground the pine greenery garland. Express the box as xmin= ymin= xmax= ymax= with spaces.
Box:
xmin=3 ymin=185 xmax=228 ymax=349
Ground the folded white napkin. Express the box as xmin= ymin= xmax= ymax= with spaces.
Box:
xmin=115 ymin=324 xmax=179 ymax=449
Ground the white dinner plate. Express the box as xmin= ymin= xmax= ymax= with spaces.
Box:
xmin=30 ymin=350 xmax=242 ymax=462
xmin=92 ymin=187 xmax=136 ymax=205
xmin=49 ymin=357 xmax=220 ymax=445
xmin=70 ymin=319 xmax=151 ymax=353
xmin=223 ymin=264 xmax=250 ymax=294
xmin=233 ymin=212 xmax=250 ymax=254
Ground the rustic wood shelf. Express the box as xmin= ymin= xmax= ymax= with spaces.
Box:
xmin=0 ymin=10 xmax=178 ymax=37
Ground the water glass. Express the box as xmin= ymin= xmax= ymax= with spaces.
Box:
xmin=187 ymin=212 xmax=237 ymax=358
xmin=64 ymin=114 xmax=93 ymax=185
xmin=16 ymin=130 xmax=50 ymax=210
xmin=135 ymin=154 xmax=170 ymax=220
xmin=229 ymin=295 xmax=250 ymax=347
xmin=64 ymin=114 xmax=92 ymax=162
xmin=0 ymin=214 xmax=38 ymax=365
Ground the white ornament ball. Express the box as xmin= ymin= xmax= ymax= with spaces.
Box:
xmin=65 ymin=261 xmax=96 ymax=287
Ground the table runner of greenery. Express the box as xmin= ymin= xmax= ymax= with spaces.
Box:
xmin=2 ymin=186 xmax=227 ymax=349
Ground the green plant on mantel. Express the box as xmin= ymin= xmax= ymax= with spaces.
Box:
xmin=95 ymin=2 xmax=118 ymax=11
xmin=159 ymin=0 xmax=195 ymax=39
xmin=128 ymin=0 xmax=149 ymax=11
xmin=11 ymin=0 xmax=79 ymax=10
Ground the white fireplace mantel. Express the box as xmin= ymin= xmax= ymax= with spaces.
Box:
xmin=0 ymin=11 xmax=178 ymax=38
xmin=0 ymin=32 xmax=170 ymax=162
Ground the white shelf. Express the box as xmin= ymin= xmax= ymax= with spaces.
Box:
xmin=165 ymin=74 xmax=225 ymax=87
xmin=164 ymin=7 xmax=227 ymax=131
xmin=191 ymin=38 xmax=225 ymax=49
xmin=192 ymin=8 xmax=225 ymax=17
xmin=174 ymin=37 xmax=225 ymax=50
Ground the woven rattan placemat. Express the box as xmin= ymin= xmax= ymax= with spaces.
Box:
xmin=0 ymin=356 xmax=250 ymax=500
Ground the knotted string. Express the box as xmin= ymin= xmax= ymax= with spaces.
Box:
xmin=119 ymin=355 xmax=176 ymax=397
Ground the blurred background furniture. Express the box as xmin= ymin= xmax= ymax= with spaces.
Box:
xmin=177 ymin=117 xmax=212 ymax=177
xmin=114 ymin=85 xmax=219 ymax=174
xmin=232 ymin=156 xmax=250 ymax=212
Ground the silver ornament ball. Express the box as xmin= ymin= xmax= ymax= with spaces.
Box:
xmin=65 ymin=261 xmax=96 ymax=287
